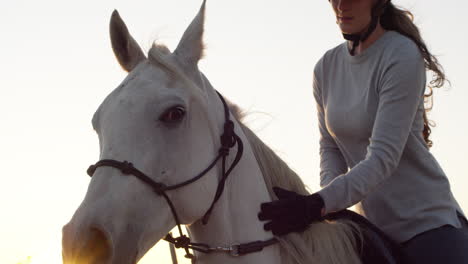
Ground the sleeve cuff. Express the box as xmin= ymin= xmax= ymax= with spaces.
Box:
xmin=318 ymin=185 xmax=340 ymax=214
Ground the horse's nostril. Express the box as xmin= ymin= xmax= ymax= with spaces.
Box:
xmin=84 ymin=227 xmax=112 ymax=264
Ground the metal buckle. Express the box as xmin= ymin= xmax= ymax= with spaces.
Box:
xmin=229 ymin=244 xmax=240 ymax=257
xmin=208 ymin=244 xmax=241 ymax=256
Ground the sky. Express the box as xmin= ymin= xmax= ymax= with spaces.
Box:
xmin=1 ymin=0 xmax=467 ymax=263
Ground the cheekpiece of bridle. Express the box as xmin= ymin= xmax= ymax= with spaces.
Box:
xmin=86 ymin=91 xmax=277 ymax=262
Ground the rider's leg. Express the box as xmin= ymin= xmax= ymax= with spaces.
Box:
xmin=400 ymin=212 xmax=468 ymax=264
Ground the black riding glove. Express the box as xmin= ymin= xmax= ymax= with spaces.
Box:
xmin=258 ymin=187 xmax=325 ymax=236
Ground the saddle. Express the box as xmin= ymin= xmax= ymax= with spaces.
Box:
xmin=326 ymin=210 xmax=403 ymax=264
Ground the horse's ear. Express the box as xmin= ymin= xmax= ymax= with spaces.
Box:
xmin=109 ymin=10 xmax=146 ymax=72
xmin=174 ymin=0 xmax=206 ymax=65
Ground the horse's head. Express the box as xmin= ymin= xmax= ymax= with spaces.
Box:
xmin=62 ymin=2 xmax=230 ymax=263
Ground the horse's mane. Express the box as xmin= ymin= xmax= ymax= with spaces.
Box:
xmin=228 ymin=102 xmax=363 ymax=264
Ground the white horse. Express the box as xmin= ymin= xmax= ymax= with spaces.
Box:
xmin=62 ymin=2 xmax=364 ymax=264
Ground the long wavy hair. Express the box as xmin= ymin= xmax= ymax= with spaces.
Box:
xmin=375 ymin=1 xmax=448 ymax=148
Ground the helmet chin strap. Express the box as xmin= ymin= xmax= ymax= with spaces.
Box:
xmin=340 ymin=0 xmax=390 ymax=56
xmin=342 ymin=15 xmax=378 ymax=56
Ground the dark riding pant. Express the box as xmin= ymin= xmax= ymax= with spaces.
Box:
xmin=400 ymin=212 xmax=468 ymax=264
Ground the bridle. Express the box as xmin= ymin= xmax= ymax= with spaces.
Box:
xmin=86 ymin=91 xmax=277 ymax=263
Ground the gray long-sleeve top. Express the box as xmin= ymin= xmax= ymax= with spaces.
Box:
xmin=314 ymin=31 xmax=464 ymax=243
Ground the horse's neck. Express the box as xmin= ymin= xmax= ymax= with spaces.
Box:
xmin=187 ymin=121 xmax=281 ymax=264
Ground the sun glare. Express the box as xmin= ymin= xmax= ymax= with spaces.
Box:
xmin=16 ymin=256 xmax=31 ymax=264
xmin=16 ymin=235 xmax=62 ymax=264
xmin=16 ymin=251 xmax=61 ymax=264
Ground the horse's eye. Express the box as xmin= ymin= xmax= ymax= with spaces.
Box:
xmin=159 ymin=106 xmax=186 ymax=123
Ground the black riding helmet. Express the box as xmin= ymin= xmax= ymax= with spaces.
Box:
xmin=330 ymin=0 xmax=391 ymax=55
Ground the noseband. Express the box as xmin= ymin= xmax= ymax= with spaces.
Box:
xmin=87 ymin=91 xmax=276 ymax=262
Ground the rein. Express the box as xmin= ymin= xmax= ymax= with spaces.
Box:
xmin=86 ymin=91 xmax=277 ymax=263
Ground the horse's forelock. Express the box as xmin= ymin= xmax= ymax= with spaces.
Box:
xmin=148 ymin=44 xmax=181 ymax=79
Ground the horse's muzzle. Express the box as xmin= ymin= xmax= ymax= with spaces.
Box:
xmin=62 ymin=223 xmax=112 ymax=264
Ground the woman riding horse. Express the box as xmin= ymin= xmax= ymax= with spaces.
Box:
xmin=258 ymin=0 xmax=468 ymax=263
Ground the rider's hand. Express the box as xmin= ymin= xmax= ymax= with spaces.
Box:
xmin=258 ymin=187 xmax=325 ymax=236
